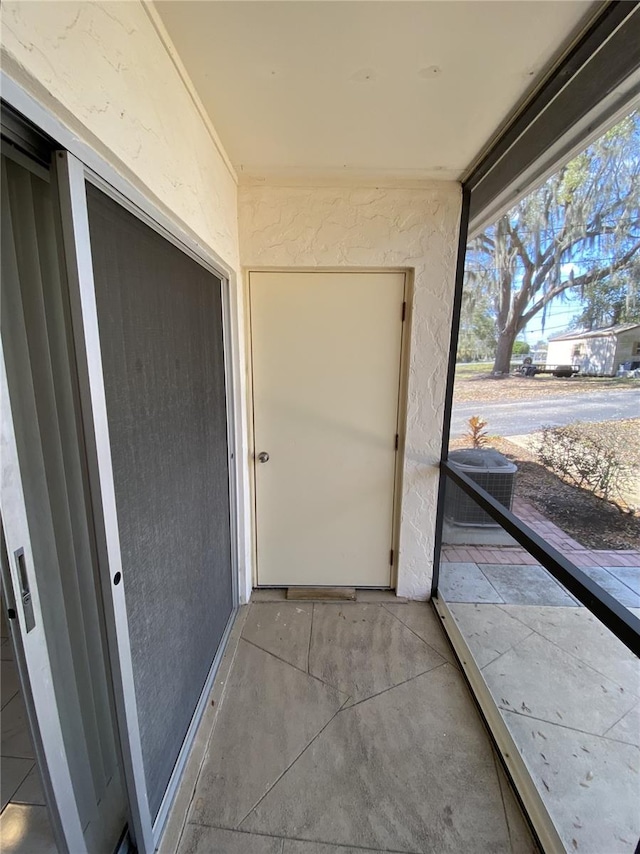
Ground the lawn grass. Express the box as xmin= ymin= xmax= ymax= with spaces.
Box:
xmin=453 ymin=364 xmax=640 ymax=403
xmin=453 ymin=361 xmax=493 ymax=379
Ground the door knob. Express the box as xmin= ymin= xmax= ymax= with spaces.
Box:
xmin=257 ymin=451 xmax=270 ymax=463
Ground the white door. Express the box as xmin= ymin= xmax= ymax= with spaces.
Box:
xmin=250 ymin=271 xmax=405 ymax=587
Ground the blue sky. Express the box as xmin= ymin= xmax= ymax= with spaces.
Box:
xmin=519 ymin=263 xmax=584 ymax=344
xmin=521 ymin=291 xmax=583 ymax=344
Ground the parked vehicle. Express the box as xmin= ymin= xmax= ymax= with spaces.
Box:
xmin=514 ymin=357 xmax=580 ymax=378
xmin=616 ymin=359 xmax=640 ymax=378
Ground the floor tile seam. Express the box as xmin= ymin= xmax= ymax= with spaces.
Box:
xmin=599 ymin=700 xmax=640 ymax=742
xmin=501 ymin=705 xmax=635 ymax=741
xmin=598 ymin=728 xmax=640 ymax=749
xmin=601 ymin=570 xmax=640 ymax=598
xmin=0 ymin=689 xmax=20 ymax=710
xmin=235 ymin=694 xmax=352 ymax=829
xmin=338 ymin=660 xmax=451 ymax=712
xmin=479 ymin=562 xmax=579 ymax=606
xmin=240 ymin=636 xmax=349 ymax=697
xmin=576 ymin=570 xmax=640 ymax=605
xmin=477 ymin=629 xmax=536 ymax=672
xmin=183 ymin=819 xmax=424 ymax=854
xmin=2 ymin=761 xmax=33 ymax=805
xmin=240 ymin=635 xmax=309 ymax=678
xmin=471 ymin=565 xmax=508 ymax=603
xmin=0 ymin=750 xmax=37 ymax=761
xmin=494 ymin=604 xmax=544 ymax=634
xmin=379 ymin=602 xmax=451 ymax=662
xmin=490 ymin=616 xmax=640 ymax=696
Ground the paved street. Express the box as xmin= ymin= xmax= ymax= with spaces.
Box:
xmin=451 ymin=387 xmax=640 ymax=438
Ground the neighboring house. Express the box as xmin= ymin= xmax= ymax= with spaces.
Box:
xmin=546 ymin=323 xmax=640 ymax=377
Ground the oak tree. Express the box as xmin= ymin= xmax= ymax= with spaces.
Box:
xmin=464 ymin=112 xmax=640 ymax=374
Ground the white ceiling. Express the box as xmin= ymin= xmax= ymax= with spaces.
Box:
xmin=156 ymin=1 xmax=597 ymax=183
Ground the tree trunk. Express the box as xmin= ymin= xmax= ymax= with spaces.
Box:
xmin=492 ymin=327 xmax=518 ymax=374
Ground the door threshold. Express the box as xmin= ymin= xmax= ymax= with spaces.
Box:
xmin=250 ymin=588 xmax=403 ymax=604
xmin=287 ymin=586 xmax=356 ymax=601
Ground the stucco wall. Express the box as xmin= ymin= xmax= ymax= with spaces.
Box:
xmin=1 ymin=2 xmax=463 ymax=599
xmin=239 ymin=184 xmax=462 ymax=599
xmin=0 ymin=0 xmax=257 ymax=601
xmin=0 ymin=0 xmax=239 ymax=268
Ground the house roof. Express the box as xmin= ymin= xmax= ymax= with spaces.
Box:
xmin=156 ymin=1 xmax=597 ymax=184
xmin=549 ymin=323 xmax=640 ymax=342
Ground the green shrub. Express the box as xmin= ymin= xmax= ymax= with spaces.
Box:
xmin=535 ymin=423 xmax=630 ymax=506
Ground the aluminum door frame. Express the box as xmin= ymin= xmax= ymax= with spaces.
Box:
xmin=54 ymin=150 xmax=239 ymax=852
xmin=0 ymin=345 xmax=86 ymax=854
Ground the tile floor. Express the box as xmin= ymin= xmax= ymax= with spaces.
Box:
xmin=0 ymin=604 xmax=57 ymax=854
xmin=441 ymin=561 xmax=640 ymax=854
xmin=171 ymin=597 xmax=539 ymax=854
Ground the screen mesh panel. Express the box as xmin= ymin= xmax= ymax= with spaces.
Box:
xmin=86 ymin=185 xmax=233 ymax=819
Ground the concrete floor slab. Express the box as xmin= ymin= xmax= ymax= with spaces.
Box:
xmin=189 ymin=639 xmax=346 ymax=829
xmin=478 ymin=565 xmax=577 ymax=607
xmin=575 ymin=567 xmax=640 ymax=609
xmin=438 ymin=563 xmax=504 ymax=604
xmin=447 ymin=603 xmax=533 ymax=669
xmin=1 ymin=639 xmax=12 ymax=661
xmin=503 ymin=710 xmax=640 ymax=854
xmin=497 ymin=605 xmax=640 ymax=695
xmin=1 ymin=661 xmax=20 ymax=710
xmin=241 ymin=664 xmax=513 ymax=853
xmin=495 ymin=760 xmax=540 ymax=854
xmin=482 ymin=632 xmax=637 ymax=735
xmin=353 ymin=590 xmax=408 ymax=603
xmin=251 ymin=589 xmax=288 ymax=602
xmin=11 ymin=768 xmax=45 ymax=807
xmin=382 ymin=603 xmax=457 ymax=666
xmin=1 ymin=694 xmax=35 ymax=760
xmin=603 ymin=566 xmax=640 ymax=596
xmin=0 ymin=758 xmax=33 ymax=811
xmin=282 ymin=842 xmax=389 ymax=854
xmin=0 ymin=805 xmax=57 ymax=854
xmin=242 ymin=603 xmax=312 ymax=671
xmin=603 ymin=702 xmax=640 ymax=747
xmin=178 ymin=824 xmax=282 ymax=854
xmin=309 ymin=604 xmax=445 ymax=704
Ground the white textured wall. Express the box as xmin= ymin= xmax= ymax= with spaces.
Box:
xmin=0 ymin=0 xmax=239 ymax=267
xmin=1 ymin=0 xmax=256 ymax=602
xmin=239 ymin=184 xmax=462 ymax=599
xmin=0 ymin=2 xmax=463 ymax=598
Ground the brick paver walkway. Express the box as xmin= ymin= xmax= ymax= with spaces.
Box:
xmin=442 ymin=497 xmax=640 ymax=568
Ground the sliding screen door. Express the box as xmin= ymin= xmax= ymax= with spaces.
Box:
xmin=85 ymin=185 xmax=233 ymax=820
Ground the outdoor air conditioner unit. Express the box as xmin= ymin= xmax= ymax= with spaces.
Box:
xmin=445 ymin=449 xmax=517 ymax=527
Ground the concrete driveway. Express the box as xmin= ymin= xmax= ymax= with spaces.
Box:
xmin=451 ymin=387 xmax=640 ymax=438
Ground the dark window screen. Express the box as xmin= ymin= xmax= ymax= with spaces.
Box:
xmin=86 ymin=185 xmax=233 ymax=819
